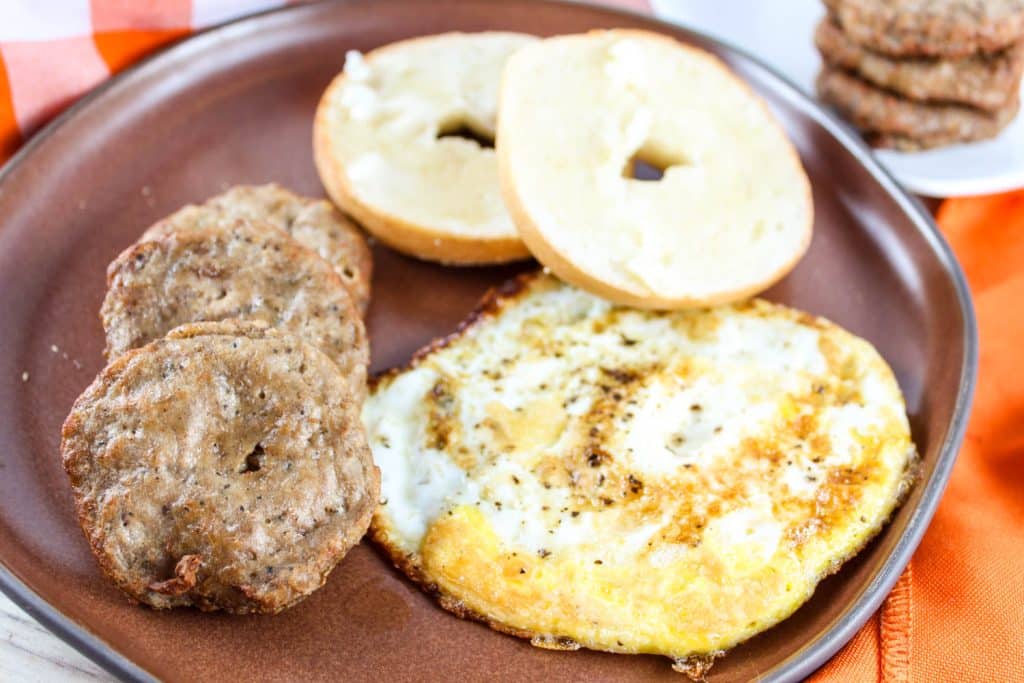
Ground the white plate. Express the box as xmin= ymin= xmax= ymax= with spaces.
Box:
xmin=650 ymin=0 xmax=1024 ymax=197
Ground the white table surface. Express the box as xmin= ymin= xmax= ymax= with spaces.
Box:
xmin=0 ymin=593 xmax=111 ymax=681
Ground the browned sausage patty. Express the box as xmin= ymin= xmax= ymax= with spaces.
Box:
xmin=61 ymin=320 xmax=380 ymax=613
xmin=816 ymin=66 xmax=1020 ymax=149
xmin=143 ymin=184 xmax=373 ymax=313
xmin=824 ymin=0 xmax=1024 ymax=58
xmin=816 ymin=18 xmax=1024 ymax=111
xmin=101 ymin=219 xmax=368 ymax=397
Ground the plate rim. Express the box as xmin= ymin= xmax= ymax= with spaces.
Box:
xmin=0 ymin=0 xmax=978 ymax=681
xmin=876 ymin=157 xmax=1024 ymax=198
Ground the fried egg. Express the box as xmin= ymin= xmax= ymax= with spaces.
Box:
xmin=364 ymin=273 xmax=917 ymax=674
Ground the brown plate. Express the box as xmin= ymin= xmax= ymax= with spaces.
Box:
xmin=0 ymin=1 xmax=975 ymax=681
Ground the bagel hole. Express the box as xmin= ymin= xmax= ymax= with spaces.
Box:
xmin=622 ymin=144 xmax=685 ymax=182
xmin=241 ymin=443 xmax=265 ymax=474
xmin=436 ymin=118 xmax=494 ymax=149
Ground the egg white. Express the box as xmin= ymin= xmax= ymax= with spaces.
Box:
xmin=365 ymin=273 xmax=917 ymax=670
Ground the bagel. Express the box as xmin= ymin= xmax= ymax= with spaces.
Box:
xmin=497 ymin=30 xmax=813 ymax=309
xmin=314 ymin=32 xmax=536 ymax=265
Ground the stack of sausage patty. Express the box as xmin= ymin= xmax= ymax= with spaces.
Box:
xmin=61 ymin=185 xmax=380 ymax=614
xmin=815 ymin=0 xmax=1024 ymax=150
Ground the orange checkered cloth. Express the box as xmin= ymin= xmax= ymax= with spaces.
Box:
xmin=0 ymin=0 xmax=300 ymax=164
xmin=0 ymin=0 xmax=648 ymax=164
xmin=2 ymin=3 xmax=1022 ymax=683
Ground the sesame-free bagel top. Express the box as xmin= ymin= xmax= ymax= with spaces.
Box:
xmin=497 ymin=30 xmax=813 ymax=309
xmin=314 ymin=32 xmax=537 ymax=264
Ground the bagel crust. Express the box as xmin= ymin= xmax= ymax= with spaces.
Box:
xmin=314 ymin=32 xmax=536 ymax=265
xmin=61 ymin=321 xmax=379 ymax=613
xmin=497 ymin=30 xmax=813 ymax=309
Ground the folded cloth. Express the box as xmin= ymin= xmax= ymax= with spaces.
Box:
xmin=1 ymin=1 xmax=1022 ymax=680
xmin=814 ymin=191 xmax=1024 ymax=681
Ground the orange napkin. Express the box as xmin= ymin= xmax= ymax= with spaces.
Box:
xmin=814 ymin=191 xmax=1024 ymax=682
xmin=1 ymin=3 xmax=1023 ymax=680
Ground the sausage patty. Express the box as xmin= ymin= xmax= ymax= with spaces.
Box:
xmin=824 ymin=0 xmax=1024 ymax=58
xmin=101 ymin=219 xmax=368 ymax=397
xmin=816 ymin=66 xmax=1020 ymax=149
xmin=815 ymin=18 xmax=1024 ymax=111
xmin=142 ymin=184 xmax=373 ymax=313
xmin=61 ymin=320 xmax=379 ymax=613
